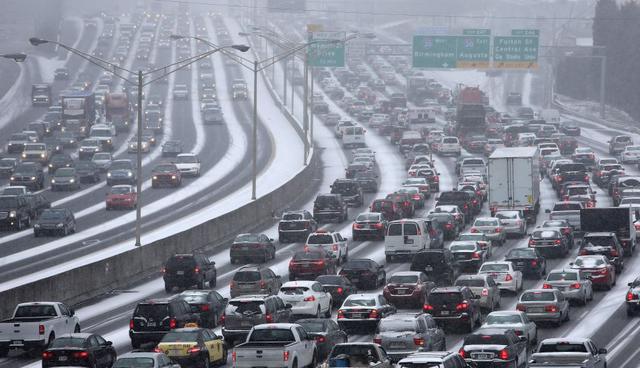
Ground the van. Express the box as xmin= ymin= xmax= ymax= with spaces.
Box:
xmin=342 ymin=126 xmax=366 ymax=148
xmin=385 ymin=219 xmax=432 ymax=262
xmin=517 ymin=133 xmax=536 ymax=147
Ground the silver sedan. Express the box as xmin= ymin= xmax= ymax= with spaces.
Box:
xmin=481 ymin=311 xmax=538 ymax=347
xmin=495 ymin=210 xmax=527 ymax=238
xmin=543 ymin=270 xmax=594 ymax=305
xmin=516 ymin=289 xmax=570 ymax=326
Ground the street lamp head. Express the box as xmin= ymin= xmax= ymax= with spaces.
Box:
xmin=231 ymin=44 xmax=250 ymax=52
xmin=29 ymin=37 xmax=49 ymax=46
xmin=2 ymin=53 xmax=26 ymax=62
xmin=169 ymin=34 xmax=185 ymax=40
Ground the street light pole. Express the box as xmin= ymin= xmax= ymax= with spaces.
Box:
xmin=309 ymin=69 xmax=314 ymax=149
xmin=252 ymin=59 xmax=258 ymax=200
xmin=599 ymin=55 xmax=606 ymax=119
xmin=135 ymin=70 xmax=143 ymax=246
xmin=302 ymin=50 xmax=309 ymax=165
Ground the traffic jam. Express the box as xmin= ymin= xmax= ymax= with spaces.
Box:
xmin=1 ymin=3 xmax=640 ymax=368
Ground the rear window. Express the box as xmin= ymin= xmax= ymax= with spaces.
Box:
xmin=429 ymin=292 xmax=462 ymax=304
xmin=280 ymin=287 xmax=309 ymax=295
xmin=377 ymin=319 xmax=417 ymax=332
xmin=356 ymin=213 xmax=380 ymax=222
xmin=307 ymin=234 xmax=333 ymax=244
xmin=443 ymin=137 xmax=458 ymax=144
xmin=114 ymin=358 xmax=155 ymax=368
xmin=539 ymin=343 xmax=588 ymax=353
xmin=226 ymin=301 xmax=265 ymax=315
xmin=316 ymin=275 xmax=344 ymax=285
xmin=297 ymin=320 xmax=326 ymax=332
xmin=166 ymin=256 xmax=196 ymax=270
xmin=249 ymin=329 xmax=295 ymax=342
xmin=135 ymin=304 xmax=169 ymax=319
xmin=344 ymin=298 xmax=376 ymax=307
xmin=474 ymin=219 xmax=498 ymax=227
xmin=532 ymin=230 xmax=560 ymax=238
xmin=479 ymin=263 xmax=509 ymax=272
xmin=50 ymin=337 xmax=85 ymax=348
xmin=235 ymin=234 xmax=261 ymax=243
xmin=547 ymin=272 xmax=579 ymax=281
xmin=293 ymin=251 xmax=323 ymax=261
xmin=582 ymin=236 xmax=615 ymax=247
xmin=14 ymin=305 xmax=57 ymax=317
xmin=520 ymin=291 xmax=556 ymax=302
xmin=455 ymin=279 xmax=485 ymax=287
xmin=315 ymin=196 xmax=337 ymax=206
xmin=233 ymin=271 xmax=261 ymax=282
xmin=574 ymin=257 xmax=606 ymax=268
xmin=404 ymin=223 xmax=419 ymax=236
xmin=450 ymin=243 xmax=476 ymax=252
xmin=283 ymin=213 xmax=303 ymax=221
xmin=343 ymin=260 xmax=372 ymax=270
xmin=161 ymin=331 xmax=199 ymax=342
xmin=464 ymin=334 xmax=509 ymax=346
xmin=616 ymin=136 xmax=632 ymax=143
xmin=558 ymin=164 xmax=586 ymax=172
xmin=438 ymin=192 xmax=468 ymax=201
xmin=388 ymin=275 xmax=418 ymax=284
xmin=388 ymin=223 xmax=402 ymax=236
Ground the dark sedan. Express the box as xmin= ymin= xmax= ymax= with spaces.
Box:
xmin=426 ymin=212 xmax=459 ymax=240
xmin=459 ymin=329 xmax=527 ymax=368
xmin=33 ymin=208 xmax=76 ymax=237
xmin=383 ymin=271 xmax=435 ymax=308
xmin=229 ymin=233 xmax=276 ymax=264
xmin=528 ymin=228 xmax=569 ymax=258
xmin=75 ymin=161 xmax=101 ymax=183
xmin=42 ymin=333 xmax=116 ymax=368
xmin=161 ymin=140 xmax=183 ymax=157
xmin=626 ymin=276 xmax=640 ymax=316
xmin=48 ymin=153 xmax=74 ymax=173
xmin=339 ymin=258 xmax=386 ymax=290
xmin=297 ymin=318 xmax=347 ymax=361
xmin=315 ymin=275 xmax=357 ymax=306
xmin=352 ymin=212 xmax=387 ymax=240
xmin=174 ymin=289 xmax=228 ymax=328
xmin=505 ymin=247 xmax=546 ymax=279
xmin=353 ymin=170 xmax=378 ymax=193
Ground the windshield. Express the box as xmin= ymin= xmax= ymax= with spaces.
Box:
xmin=161 ymin=331 xmax=199 ymax=342
xmin=111 ymin=187 xmax=132 ymax=195
xmin=91 ymin=129 xmax=111 ymax=137
xmin=539 ymin=343 xmax=588 ymax=353
xmin=55 ymin=168 xmax=75 ymax=177
xmin=583 ymin=236 xmax=615 ymax=247
xmin=14 ymin=304 xmax=57 ymax=317
xmin=153 ymin=165 xmax=176 ymax=173
xmin=429 ymin=292 xmax=461 ymax=304
xmin=485 ymin=314 xmax=522 ymax=325
xmin=15 ymin=164 xmax=37 ymax=173
xmin=344 ymin=298 xmax=375 ymax=307
xmin=177 ymin=155 xmax=198 ymax=164
xmin=39 ymin=210 xmax=65 ymax=220
xmin=331 ymin=182 xmax=358 ymax=194
xmin=520 ymin=291 xmax=556 ymax=302
xmin=233 ymin=271 xmax=261 ymax=282
xmin=0 ymin=197 xmax=18 ymax=208
xmin=388 ymin=275 xmax=418 ymax=284
xmin=113 ymin=358 xmax=155 ymax=368
xmin=50 ymin=337 xmax=85 ymax=348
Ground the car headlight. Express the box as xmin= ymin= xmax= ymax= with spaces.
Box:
xmin=152 ymin=175 xmax=158 ymax=180
xmin=21 ymin=153 xmax=26 ymax=158
xmin=10 ymin=176 xmax=15 ymax=181
xmin=31 ymin=176 xmax=36 ymax=180
xmin=51 ymin=179 xmax=56 ymax=183
xmin=40 ymin=153 xmax=45 ymax=158
xmin=34 ymin=224 xmax=40 ymax=228
xmin=171 ymin=175 xmax=176 ymax=179
xmin=127 ymin=172 xmax=133 ymax=177
xmin=56 ymin=223 xmax=64 ymax=228
xmin=70 ymin=140 xmax=75 ymax=144
xmin=69 ymin=179 xmax=75 ymax=183
xmin=48 ymin=164 xmax=53 ymax=168
xmin=107 ymin=139 xmax=112 ymax=144
xmin=107 ymin=172 xmax=112 ymax=177
xmin=9 ymin=210 xmax=16 ymax=218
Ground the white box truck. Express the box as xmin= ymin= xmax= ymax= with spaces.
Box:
xmin=488 ymin=147 xmax=540 ymax=223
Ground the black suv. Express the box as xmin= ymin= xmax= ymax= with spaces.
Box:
xmin=75 ymin=160 xmax=101 ymax=183
xmin=423 ymin=286 xmax=482 ymax=332
xmin=10 ymin=163 xmax=45 ymax=190
xmin=278 ymin=210 xmax=317 ymax=243
xmin=580 ymin=232 xmax=625 ymax=273
xmin=460 ymin=329 xmax=527 ymax=367
xmin=129 ymin=298 xmax=199 ymax=348
xmin=313 ymin=194 xmax=348 ymax=223
xmin=0 ymin=195 xmax=32 ymax=230
xmin=435 ymin=191 xmax=475 ymax=219
xmin=410 ymin=249 xmax=459 ymax=285
xmin=330 ymin=179 xmax=364 ymax=207
xmin=163 ymin=254 xmax=217 ymax=292
xmin=554 ymin=163 xmax=589 ymax=189
xmin=221 ymin=294 xmax=292 ymax=346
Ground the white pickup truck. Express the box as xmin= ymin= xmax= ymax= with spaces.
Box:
xmin=0 ymin=302 xmax=80 ymax=356
xmin=232 ymin=323 xmax=317 ymax=368
xmin=528 ymin=338 xmax=607 ymax=368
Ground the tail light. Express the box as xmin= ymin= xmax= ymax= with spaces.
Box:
xmin=563 ymin=196 xmax=569 ymax=201
xmin=153 ymin=347 xmax=162 ymax=352
xmin=445 ymin=223 xmax=453 ymax=229
xmin=434 ymin=176 xmax=439 ymax=182
xmin=464 ymin=204 xmax=468 ymax=209
xmin=456 ymin=302 xmax=469 ymax=311
xmin=304 ymin=295 xmax=316 ymax=302
xmin=627 ymin=292 xmax=638 ymax=301
xmin=459 ymin=348 xmax=467 ymax=358
xmin=529 ymin=239 xmax=536 ymax=246
xmin=531 ymin=260 xmax=538 ymax=267
xmin=336 ymin=287 xmax=344 ymax=294
xmin=260 ymin=280 xmax=267 ymax=288
xmin=232 ymin=352 xmax=237 ymax=363
xmin=219 ymin=314 xmax=226 ymax=325
xmin=369 ymin=309 xmax=379 ymax=319
xmin=200 ymin=304 xmax=210 ymax=311
xmin=470 ymin=228 xmax=479 ymax=233
xmin=473 ymin=199 xmax=479 ymax=205
xmin=516 ymin=220 xmax=522 ymax=226
xmin=413 ymin=336 xmax=425 ymax=346
xmin=169 ymin=318 xmax=177 ymax=329
xmin=353 ymin=223 xmax=363 ymax=229
xmin=373 ymin=336 xmax=382 ymax=344
xmin=495 ymin=227 xmax=502 ymax=233
xmin=543 ymin=283 xmax=553 ymax=289
xmin=187 ymin=346 xmax=201 ymax=355
xmin=332 ymin=244 xmax=339 ymax=251
xmin=472 ymin=252 xmax=481 ymax=259
xmin=498 ymin=349 xmax=510 ymax=360
xmin=73 ymin=351 xmax=90 ymax=359
xmin=516 ymin=304 xmax=526 ymax=311
xmin=635 ymin=222 xmax=640 ymax=231
xmin=570 ymin=283 xmax=582 ymax=289
xmin=580 ymin=249 xmax=588 ymax=255
xmin=39 ymin=324 xmax=45 ymax=335
xmin=42 ymin=351 xmax=53 ymax=360
xmin=562 ymin=228 xmax=571 ymax=235
xmin=283 ymin=351 xmax=290 ymax=361
xmin=404 ymin=201 xmax=410 ymax=207
xmin=161 ymin=267 xmax=166 ymax=274
xmin=514 ymin=330 xmax=523 ymax=336
xmin=599 ymin=268 xmax=609 ymax=275
xmin=338 ymin=310 xmax=345 ymax=319
xmin=423 ymin=304 xmax=434 ymax=312
xmin=129 ymin=319 xmax=134 ymax=329
xmin=481 ymin=288 xmax=489 ymax=296
xmin=589 ymin=154 xmax=594 ymax=159
xmin=194 ymin=267 xmax=200 ymax=274
xmin=554 ymin=239 xmax=561 ymax=245
xmin=505 ymin=274 xmax=513 ymax=281
xmin=316 ymin=335 xmax=326 ymax=343
xmin=611 ymin=249 xmax=619 ymax=257
xmin=266 ymin=313 xmax=273 ymax=323
xmin=545 ymin=305 xmax=558 ymax=313
xmin=584 ymin=175 xmax=589 ymax=181
xmin=413 ymin=194 xmax=421 ymax=200
xmin=230 ymin=281 xmax=236 ymax=288
xmin=373 ymin=222 xmax=384 ymax=229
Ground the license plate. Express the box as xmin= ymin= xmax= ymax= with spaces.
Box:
xmin=148 ymin=322 xmax=157 ymax=327
xmin=390 ymin=342 xmax=404 ymax=348
xmin=241 ymin=321 xmax=252 ymax=327
xmin=529 ymin=307 xmax=544 ymax=313
xmin=425 ymin=266 xmax=433 ymax=272
xmin=351 ymin=278 xmax=359 ymax=283
xmin=405 ymin=239 xmax=414 ymax=244
xmin=475 ymin=353 xmax=490 ymax=360
xmin=440 ymin=310 xmax=450 ymax=316
xmin=11 ymin=340 xmax=23 ymax=345
xmin=240 ymin=284 xmax=252 ymax=288
xmin=516 ymin=262 xmax=524 ymax=266
xmin=353 ymin=313 xmax=364 ymax=318
xmin=456 ymin=254 xmax=467 ymax=259
xmin=397 ymin=289 xmax=407 ymax=295
xmin=176 ymin=271 xmax=184 ymax=275
xmin=58 ymin=356 xmax=68 ymax=362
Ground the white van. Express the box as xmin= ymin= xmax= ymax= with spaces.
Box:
xmin=433 ymin=136 xmax=461 ymax=155
xmin=408 ymin=107 xmax=436 ymax=124
xmin=540 ymin=109 xmax=560 ymax=125
xmin=517 ymin=133 xmax=537 ymax=147
xmin=385 ymin=219 xmax=431 ymax=261
xmin=342 ymin=126 xmax=366 ymax=148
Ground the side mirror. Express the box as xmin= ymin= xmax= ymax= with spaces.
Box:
xmin=105 ymin=341 xmax=113 ymax=346
xmin=628 ymin=282 xmax=634 ymax=286
xmin=285 ymin=303 xmax=293 ymax=309
xmin=545 ymin=209 xmax=551 ymax=213
xmin=69 ymin=308 xmax=75 ymax=316
xmin=276 ymin=275 xmax=281 ymax=278
xmin=599 ymin=348 xmax=608 ymax=354
xmin=269 ymin=238 xmax=274 ymax=242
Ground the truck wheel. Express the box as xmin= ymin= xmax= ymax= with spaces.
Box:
xmin=74 ymin=324 xmax=81 ymax=333
xmin=164 ymin=283 xmax=173 ymax=293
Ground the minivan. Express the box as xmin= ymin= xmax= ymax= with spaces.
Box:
xmin=385 ymin=219 xmax=432 ymax=262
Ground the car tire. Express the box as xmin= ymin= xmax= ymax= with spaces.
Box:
xmin=210 ymin=275 xmax=217 ymax=287
xmin=627 ymin=308 xmax=635 ymax=317
xmin=164 ymin=283 xmax=173 ymax=293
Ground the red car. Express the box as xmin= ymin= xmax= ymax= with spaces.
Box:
xmin=106 ymin=184 xmax=138 ymax=210
xmin=386 ymin=193 xmax=415 ymax=218
xmin=289 ymin=250 xmax=337 ymax=281
xmin=571 ymin=255 xmax=616 ymax=290
xmin=151 ymin=163 xmax=182 ymax=188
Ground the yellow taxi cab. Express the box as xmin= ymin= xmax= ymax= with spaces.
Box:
xmin=155 ymin=326 xmax=227 ymax=367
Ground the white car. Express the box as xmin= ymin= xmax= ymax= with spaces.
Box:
xmin=481 ymin=311 xmax=538 ymax=347
xmin=433 ymin=136 xmax=461 ymax=155
xmin=277 ymin=281 xmax=332 ymax=317
xmin=335 ymin=120 xmax=356 ymax=138
xmin=91 ymin=152 xmax=113 ymax=171
xmin=620 ymin=145 xmax=640 ymax=164
xmin=471 ymin=217 xmax=506 ymax=245
xmin=478 ymin=261 xmax=523 ymax=294
xmin=305 ymin=230 xmax=348 ymax=263
xmin=407 ymin=163 xmax=433 ymax=177
xmin=494 ymin=210 xmax=527 ymax=237
xmin=175 ymin=153 xmax=201 ymax=177
xmin=115 ymin=352 xmax=180 ymax=368
xmin=352 ymin=148 xmax=375 ymax=162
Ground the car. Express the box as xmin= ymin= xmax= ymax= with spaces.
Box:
xmin=33 ymin=208 xmax=76 ymax=237
xmin=230 ymin=265 xmax=281 ymax=297
xmin=174 ymin=153 xmax=201 ymax=177
xmin=162 ymin=253 xmax=217 ymax=292
xmin=454 ymin=274 xmax=501 ymax=312
xmin=174 ymin=289 xmax=228 ymax=328
xmin=626 ymin=276 xmax=640 ymax=316
xmin=127 ymin=137 xmax=151 ymax=153
xmin=41 ymin=333 xmax=116 ymax=368
xmin=337 ymin=293 xmax=396 ymax=333
xmin=494 ymin=210 xmax=527 ymax=238
xmin=113 ymin=351 xmax=180 ymax=367
xmin=353 ymin=170 xmax=378 ymax=193
xmin=155 ymin=327 xmax=227 ymax=367
xmin=289 ymin=249 xmax=338 ymax=281
xmin=470 ymin=217 xmax=506 ymax=246
xmin=277 ymin=281 xmax=333 ymax=318
xmin=478 ymin=261 xmax=523 ymax=294
xmin=305 ymin=230 xmax=349 ymax=263
xmin=579 ymin=232 xmax=624 ymax=273
xmin=330 ymin=179 xmax=364 ymax=207
xmin=277 ymin=210 xmax=318 ymax=243
xmin=449 ymin=241 xmax=487 ymax=272
xmin=373 ymin=313 xmax=446 ymax=362
xmin=543 ymin=269 xmax=594 ymax=305
xmin=325 ymin=342 xmax=394 ymax=368
xmin=409 ymin=249 xmax=459 ymax=286
xmin=370 ymin=199 xmax=402 ymax=221
xmin=539 ymin=219 xmax=575 ymax=247
xmin=609 ymin=134 xmax=633 ymax=155
xmin=529 ymin=338 xmax=608 ymax=368
xmin=129 ymin=298 xmax=199 ymax=348
xmin=385 ymin=193 xmax=415 ymax=218
xmin=398 ymin=351 xmax=470 ymax=368
xmin=423 ymin=286 xmax=482 ymax=333
xmin=528 ymin=228 xmax=570 ymax=258
xmin=504 ymin=247 xmax=547 ymax=279
xmin=10 ymin=162 xmax=44 ymax=190
xmin=106 ymin=185 xmax=137 ymax=210
xmin=221 ymin=295 xmax=292 ymax=346
xmin=51 ymin=168 xmax=80 ymax=191
xmin=425 ymin=213 xmax=458 ymax=240
xmin=0 ymin=195 xmax=31 ymax=230
xmin=315 ymin=275 xmax=357 ymax=307
xmin=75 ymin=160 xmax=101 ymax=183
xmin=570 ymin=255 xmax=616 ymax=290
xmin=459 ymin=328 xmax=528 ymax=368
xmin=352 ymin=212 xmax=387 ymax=241
xmin=516 ymin=288 xmax=570 ymax=326
xmin=383 ymin=271 xmax=436 ymax=308
xmin=161 ymin=140 xmax=183 ymax=157
xmin=107 ymin=159 xmax=136 ymax=186
xmin=173 ymin=84 xmax=189 ymax=99
xmin=481 ymin=311 xmax=538 ymax=347
xmin=296 ymin=318 xmax=347 ymax=361
xmin=230 ymin=233 xmax=275 ymax=264
xmin=47 ymin=153 xmax=74 ymax=173
xmin=313 ymin=193 xmax=348 ymax=223
xmin=151 ymin=163 xmax=182 ymax=188
xmin=339 ymin=258 xmax=386 ymax=290
xmin=22 ymin=192 xmax=51 ymax=218
xmin=0 ymin=158 xmax=17 ymax=178
xmin=78 ymin=139 xmax=102 ymax=160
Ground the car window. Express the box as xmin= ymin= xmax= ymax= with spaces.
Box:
xmin=388 ymin=223 xmax=402 ymax=236
xmin=404 ymin=223 xmax=419 ymax=235
xmin=88 ymin=336 xmax=99 ymax=347
xmin=275 ymin=297 xmax=286 ymax=311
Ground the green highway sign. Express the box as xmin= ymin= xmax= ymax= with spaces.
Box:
xmin=456 ymin=35 xmax=491 ymax=68
xmin=308 ymin=31 xmax=345 ymax=67
xmin=493 ymin=35 xmax=539 ymax=68
xmin=412 ymin=35 xmax=458 ymax=68
xmin=463 ymin=29 xmax=491 ymax=36
xmin=512 ymin=29 xmax=539 ymax=36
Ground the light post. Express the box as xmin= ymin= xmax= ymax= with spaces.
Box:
xmin=30 ymin=37 xmax=248 ymax=247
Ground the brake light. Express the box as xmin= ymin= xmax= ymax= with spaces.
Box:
xmin=332 ymin=244 xmax=338 ymax=251
xmin=316 ymin=335 xmax=326 ymax=343
xmin=628 ymin=292 xmax=638 ymax=301
xmin=554 ymin=239 xmax=561 ymax=245
xmin=423 ymin=304 xmax=434 ymax=312
xmin=459 ymin=348 xmax=467 ymax=358
xmin=353 ymin=223 xmax=363 ymax=229
xmin=413 ymin=194 xmax=421 ymax=200
xmin=464 ymin=204 xmax=468 ymax=209
xmin=445 ymin=223 xmax=453 ymax=229
xmin=232 ymin=352 xmax=237 ymax=363
xmin=599 ymin=268 xmax=609 ymax=275
xmin=194 ymin=267 xmax=200 ymax=274
xmin=200 ymin=304 xmax=210 ymax=311
xmin=498 ymin=349 xmax=510 ymax=360
xmin=219 ymin=314 xmax=225 ymax=325
xmin=337 ymin=310 xmax=345 ymax=319
xmin=584 ymin=175 xmax=589 ymax=181
xmin=413 ymin=336 xmax=425 ymax=346
xmin=543 ymin=283 xmax=553 ymax=289
xmin=373 ymin=222 xmax=383 ymax=229
xmin=169 ymin=318 xmax=177 ymax=329
xmin=283 ymin=351 xmax=290 ymax=361
xmin=73 ymin=351 xmax=89 ymax=359
xmin=39 ymin=324 xmax=45 ymax=335
xmin=570 ymin=283 xmax=581 ymax=289
xmin=611 ymin=249 xmax=619 ymax=257
xmin=529 ymin=239 xmax=536 ymax=246
xmin=514 ymin=330 xmax=523 ymax=336
xmin=373 ymin=336 xmax=382 ymax=344
xmin=470 ymin=228 xmax=479 ymax=233
xmin=472 ymin=252 xmax=481 ymax=259
xmin=304 ymin=295 xmax=316 ymax=302
xmin=495 ymin=227 xmax=502 ymax=233
xmin=456 ymin=302 xmax=469 ymax=311
xmin=369 ymin=309 xmax=379 ymax=319
xmin=260 ymin=280 xmax=267 ymax=288
xmin=129 ymin=319 xmax=134 ymax=329
xmin=516 ymin=304 xmax=526 ymax=311
xmin=434 ymin=176 xmax=439 ymax=182
xmin=545 ymin=305 xmax=558 ymax=313
xmin=505 ymin=274 xmax=513 ymax=281
xmin=562 ymin=228 xmax=571 ymax=235
xmin=230 ymin=280 xmax=236 ymax=288
xmin=563 ymin=195 xmax=569 ymax=201
xmin=531 ymin=260 xmax=538 ymax=267
xmin=188 ymin=346 xmax=201 ymax=355
xmin=580 ymin=249 xmax=588 ymax=255
xmin=161 ymin=267 xmax=166 ymax=274
xmin=42 ymin=351 xmax=53 ymax=360
xmin=266 ymin=313 xmax=273 ymax=323
xmin=481 ymin=288 xmax=489 ymax=296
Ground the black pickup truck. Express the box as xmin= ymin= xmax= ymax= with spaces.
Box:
xmin=435 ymin=191 xmax=475 ymax=219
